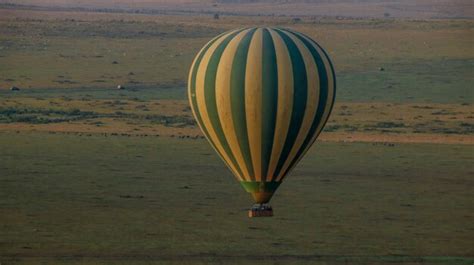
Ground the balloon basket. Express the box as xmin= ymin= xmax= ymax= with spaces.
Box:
xmin=248 ymin=204 xmax=273 ymax=218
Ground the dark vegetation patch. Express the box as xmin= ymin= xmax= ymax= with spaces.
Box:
xmin=143 ymin=114 xmax=195 ymax=127
xmin=413 ymin=121 xmax=473 ymax=135
xmin=53 ymin=79 xmax=78 ymax=84
xmin=324 ymin=124 xmax=358 ymax=132
xmin=429 ymin=128 xmax=462 ymax=134
xmin=431 ymin=109 xmax=458 ymax=115
xmin=459 ymin=122 xmax=473 ymax=128
xmin=374 ymin=122 xmax=407 ymax=128
xmin=0 ymin=86 xmax=187 ymax=101
xmin=0 ymin=107 xmax=96 ymax=124
xmin=0 ymin=106 xmax=196 ymax=127
xmin=412 ymin=105 xmax=434 ymax=109
xmin=0 ymin=19 xmax=222 ymax=39
xmin=118 ymin=194 xmax=144 ymax=199
xmin=324 ymin=117 xmax=473 ymax=135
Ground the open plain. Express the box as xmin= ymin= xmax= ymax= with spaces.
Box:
xmin=0 ymin=1 xmax=473 ymax=264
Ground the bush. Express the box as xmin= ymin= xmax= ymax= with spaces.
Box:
xmin=0 ymin=107 xmax=97 ymax=124
xmin=375 ymin=122 xmax=406 ymax=128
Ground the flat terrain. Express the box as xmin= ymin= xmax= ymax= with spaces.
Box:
xmin=1 ymin=9 xmax=473 ymax=103
xmin=0 ymin=93 xmax=472 ymax=144
xmin=0 ymin=133 xmax=473 ymax=265
xmin=0 ymin=8 xmax=472 ymax=145
xmin=0 ymin=4 xmax=473 ymax=265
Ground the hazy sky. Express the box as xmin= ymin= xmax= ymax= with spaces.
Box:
xmin=1 ymin=0 xmax=473 ymax=19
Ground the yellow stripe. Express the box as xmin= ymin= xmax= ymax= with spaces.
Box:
xmin=266 ymin=28 xmax=294 ymax=181
xmin=245 ymin=28 xmax=264 ymax=181
xmin=195 ymin=29 xmax=244 ymax=181
xmin=300 ymin=35 xmax=335 ymax=145
xmin=276 ymin=31 xmax=320 ymax=181
xmin=215 ymin=29 xmax=252 ymax=181
xmin=188 ymin=33 xmax=225 ymax=108
xmin=278 ymin=35 xmax=336 ymax=179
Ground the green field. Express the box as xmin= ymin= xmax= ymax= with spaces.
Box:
xmin=1 ymin=10 xmax=473 ymax=103
xmin=0 ymin=3 xmax=473 ymax=265
xmin=0 ymin=133 xmax=473 ymax=264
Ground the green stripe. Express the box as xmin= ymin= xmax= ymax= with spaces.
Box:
xmin=281 ymin=29 xmax=336 ymax=178
xmin=309 ymin=34 xmax=337 ymax=117
xmin=261 ymin=28 xmax=278 ymax=181
xmin=240 ymin=181 xmax=281 ymax=193
xmin=230 ymin=28 xmax=257 ymax=180
xmin=204 ymin=29 xmax=245 ymax=178
xmin=300 ymin=30 xmax=336 ymax=134
xmin=189 ymin=32 xmax=233 ymax=170
xmin=272 ymin=28 xmax=308 ymax=180
xmin=295 ymin=30 xmax=336 ymax=117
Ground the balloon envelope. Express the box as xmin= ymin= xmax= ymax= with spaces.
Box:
xmin=188 ymin=27 xmax=336 ymax=204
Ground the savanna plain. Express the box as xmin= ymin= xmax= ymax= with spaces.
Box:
xmin=0 ymin=2 xmax=473 ymax=265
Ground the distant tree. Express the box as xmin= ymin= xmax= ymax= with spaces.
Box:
xmin=214 ymin=13 xmax=220 ymax=20
xmin=292 ymin=17 xmax=302 ymax=23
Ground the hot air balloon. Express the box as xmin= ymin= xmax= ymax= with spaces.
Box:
xmin=188 ymin=27 xmax=336 ymax=217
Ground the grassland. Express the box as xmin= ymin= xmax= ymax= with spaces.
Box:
xmin=1 ymin=9 xmax=473 ymax=103
xmin=0 ymin=95 xmax=472 ymax=144
xmin=0 ymin=132 xmax=473 ymax=265
xmin=0 ymin=8 xmax=472 ymax=144
xmin=0 ymin=4 xmax=473 ymax=265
